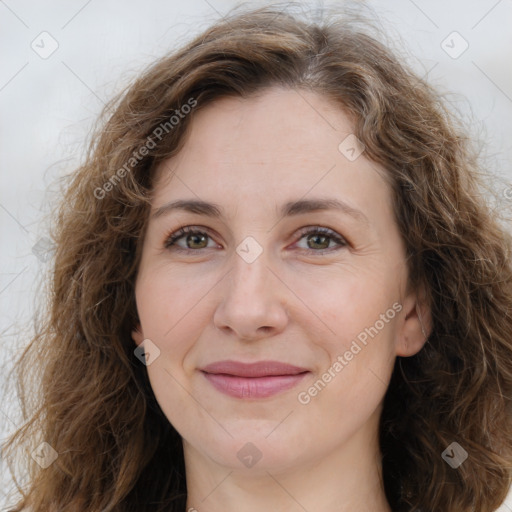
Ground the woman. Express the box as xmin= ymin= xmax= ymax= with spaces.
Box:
xmin=3 ymin=4 xmax=512 ymax=512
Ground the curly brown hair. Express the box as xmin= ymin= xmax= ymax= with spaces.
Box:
xmin=2 ymin=3 xmax=512 ymax=512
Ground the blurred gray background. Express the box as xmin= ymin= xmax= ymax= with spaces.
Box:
xmin=1 ymin=0 xmax=511 ymax=509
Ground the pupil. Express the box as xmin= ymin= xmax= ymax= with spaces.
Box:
xmin=189 ymin=234 xmax=207 ymax=248
xmin=310 ymin=234 xmax=328 ymax=249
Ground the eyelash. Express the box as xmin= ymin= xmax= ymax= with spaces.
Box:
xmin=163 ymin=225 xmax=348 ymax=254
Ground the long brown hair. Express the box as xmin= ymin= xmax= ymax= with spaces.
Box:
xmin=3 ymin=4 xmax=512 ymax=511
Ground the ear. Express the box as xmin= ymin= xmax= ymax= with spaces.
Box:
xmin=131 ymin=323 xmax=145 ymax=347
xmin=396 ymin=286 xmax=432 ymax=357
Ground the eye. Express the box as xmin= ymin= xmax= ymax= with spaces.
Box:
xmin=164 ymin=226 xmax=217 ymax=251
xmin=294 ymin=226 xmax=348 ymax=253
xmin=164 ymin=225 xmax=348 ymax=254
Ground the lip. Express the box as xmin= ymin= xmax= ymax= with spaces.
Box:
xmin=200 ymin=360 xmax=310 ymax=399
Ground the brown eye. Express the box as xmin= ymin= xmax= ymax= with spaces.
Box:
xmin=164 ymin=227 xmax=215 ymax=251
xmin=306 ymin=233 xmax=331 ymax=250
xmin=295 ymin=227 xmax=348 ymax=253
xmin=184 ymin=232 xmax=209 ymax=249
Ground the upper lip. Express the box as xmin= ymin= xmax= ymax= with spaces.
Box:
xmin=201 ymin=360 xmax=309 ymax=377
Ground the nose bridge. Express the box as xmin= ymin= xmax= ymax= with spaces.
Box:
xmin=226 ymin=244 xmax=272 ymax=304
xmin=227 ymin=229 xmax=272 ymax=292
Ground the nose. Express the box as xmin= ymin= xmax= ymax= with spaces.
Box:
xmin=213 ymin=251 xmax=289 ymax=341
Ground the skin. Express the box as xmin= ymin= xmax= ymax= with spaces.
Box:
xmin=132 ymin=87 xmax=431 ymax=512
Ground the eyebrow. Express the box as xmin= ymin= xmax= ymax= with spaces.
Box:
xmin=151 ymin=197 xmax=369 ymax=225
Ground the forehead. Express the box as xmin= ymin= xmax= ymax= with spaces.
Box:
xmin=151 ymin=87 xmax=391 ymax=220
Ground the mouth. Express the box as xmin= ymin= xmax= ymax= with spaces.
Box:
xmin=200 ymin=360 xmax=310 ymax=399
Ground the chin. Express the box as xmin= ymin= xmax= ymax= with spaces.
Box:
xmin=186 ymin=427 xmax=310 ymax=474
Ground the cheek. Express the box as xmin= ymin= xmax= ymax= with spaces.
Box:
xmin=297 ymin=269 xmax=399 ymax=401
xmin=134 ymin=273 xmax=210 ymax=392
xmin=299 ymin=269 xmax=399 ymax=343
xmin=135 ymin=264 xmax=212 ymax=336
xmin=298 ymin=314 xmax=397 ymax=431
xmin=135 ymin=271 xmax=205 ymax=429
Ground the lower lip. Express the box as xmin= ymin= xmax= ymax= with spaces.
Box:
xmin=202 ymin=372 xmax=309 ymax=399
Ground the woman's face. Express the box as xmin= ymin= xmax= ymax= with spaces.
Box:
xmin=132 ymin=87 xmax=427 ymax=475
